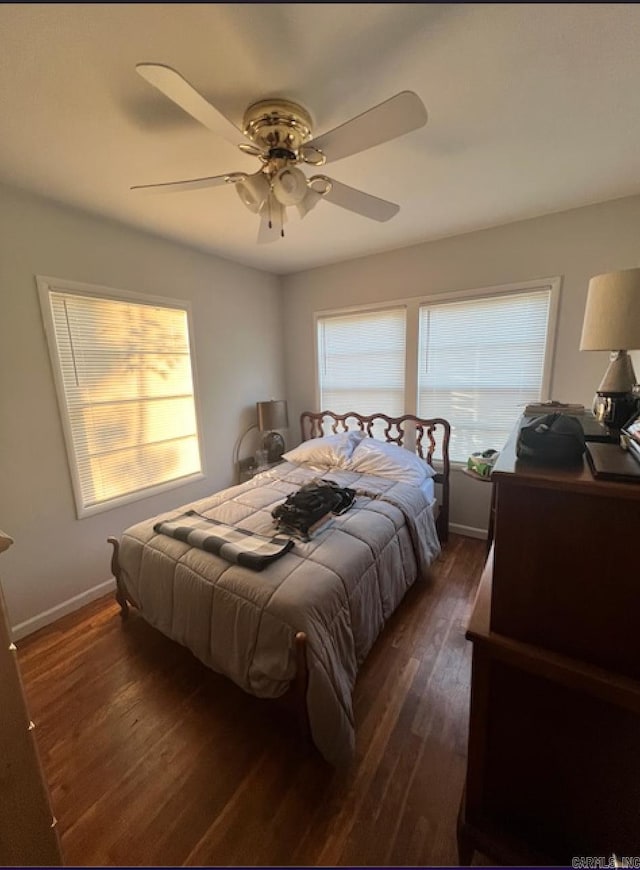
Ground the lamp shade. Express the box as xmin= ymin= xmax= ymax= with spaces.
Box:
xmin=580 ymin=268 xmax=640 ymax=351
xmin=257 ymin=400 xmax=289 ymax=432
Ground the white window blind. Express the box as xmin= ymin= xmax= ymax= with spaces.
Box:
xmin=42 ymin=284 xmax=203 ymax=516
xmin=317 ymin=307 xmax=406 ymax=418
xmin=418 ymin=289 xmax=551 ymax=462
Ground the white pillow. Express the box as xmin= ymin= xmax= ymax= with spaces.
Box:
xmin=283 ymin=431 xmax=366 ymax=469
xmin=346 ymin=438 xmax=436 ymax=485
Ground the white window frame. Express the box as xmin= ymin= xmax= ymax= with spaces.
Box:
xmin=37 ymin=275 xmax=206 ymax=518
xmin=314 ymin=277 xmax=561 ymax=465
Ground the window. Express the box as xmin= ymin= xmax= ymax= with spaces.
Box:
xmin=419 ymin=288 xmax=553 ymax=461
xmin=38 ymin=277 xmax=203 ymax=517
xmin=314 ymin=279 xmax=558 ymax=464
xmin=316 ymin=307 xmax=406 ymax=417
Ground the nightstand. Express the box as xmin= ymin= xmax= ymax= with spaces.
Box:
xmin=238 ymin=459 xmax=283 ymax=483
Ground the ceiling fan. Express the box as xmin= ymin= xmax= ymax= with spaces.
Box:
xmin=132 ymin=64 xmax=428 ymax=242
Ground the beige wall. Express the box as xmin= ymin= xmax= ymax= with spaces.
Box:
xmin=282 ymin=194 xmax=640 ymax=534
xmin=2 ymin=184 xmax=639 ymax=633
xmin=0 ymin=183 xmax=284 ymax=634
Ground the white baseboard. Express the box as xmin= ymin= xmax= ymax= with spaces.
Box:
xmin=10 ymin=525 xmax=486 ymax=638
xmin=450 ymin=523 xmax=488 ymax=540
xmin=11 ymin=577 xmax=115 ymax=641
xmin=8 ymin=523 xmax=486 ymax=638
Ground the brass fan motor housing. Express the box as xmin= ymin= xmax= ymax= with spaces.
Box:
xmin=243 ymin=99 xmax=314 ymax=153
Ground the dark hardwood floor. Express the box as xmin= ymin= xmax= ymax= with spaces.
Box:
xmin=18 ymin=534 xmax=486 ymax=866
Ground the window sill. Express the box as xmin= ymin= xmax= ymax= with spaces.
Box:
xmin=76 ymin=471 xmax=205 ymax=519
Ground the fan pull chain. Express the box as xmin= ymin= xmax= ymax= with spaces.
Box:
xmin=265 ymin=194 xmax=285 ymax=237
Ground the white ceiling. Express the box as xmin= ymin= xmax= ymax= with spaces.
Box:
xmin=2 ymin=3 xmax=640 ymax=275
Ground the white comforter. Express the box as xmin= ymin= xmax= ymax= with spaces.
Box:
xmin=117 ymin=461 xmax=441 ymax=765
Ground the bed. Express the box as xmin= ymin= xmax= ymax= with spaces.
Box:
xmin=108 ymin=410 xmax=451 ymax=766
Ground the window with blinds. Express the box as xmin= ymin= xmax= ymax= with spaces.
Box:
xmin=418 ymin=289 xmax=552 ymax=462
xmin=317 ymin=307 xmax=406 ymax=418
xmin=39 ymin=279 xmax=203 ymax=517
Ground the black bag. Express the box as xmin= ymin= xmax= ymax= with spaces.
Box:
xmin=271 ymin=479 xmax=356 ymax=536
xmin=516 ymin=413 xmax=586 ymax=465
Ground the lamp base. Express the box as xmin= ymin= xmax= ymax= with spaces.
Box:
xmin=263 ymin=431 xmax=285 ymax=463
xmin=592 ymin=351 xmax=638 ymax=429
xmin=593 ymin=391 xmax=637 ymax=430
xmin=597 ymin=350 xmax=636 ymax=393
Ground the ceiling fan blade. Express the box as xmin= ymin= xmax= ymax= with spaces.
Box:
xmin=307 ymin=91 xmax=427 ymax=164
xmin=323 ymin=178 xmax=399 ymax=222
xmin=136 ymin=63 xmax=250 ymax=148
xmin=130 ymin=172 xmax=243 ymax=193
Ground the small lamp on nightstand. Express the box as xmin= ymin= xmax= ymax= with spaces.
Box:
xmin=580 ymin=268 xmax=640 ymax=429
xmin=257 ymin=399 xmax=289 ymax=463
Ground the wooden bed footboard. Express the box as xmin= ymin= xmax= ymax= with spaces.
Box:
xmin=107 ymin=535 xmax=312 ymax=745
xmin=300 ymin=410 xmax=451 ymax=543
xmin=107 ymin=536 xmax=131 ymax=619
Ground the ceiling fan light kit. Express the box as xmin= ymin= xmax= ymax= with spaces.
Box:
xmin=297 ymin=176 xmax=332 ymax=219
xmin=132 ymin=64 xmax=428 ymax=242
xmin=272 ymin=166 xmax=309 ymax=206
xmin=235 ymin=172 xmax=270 ymax=214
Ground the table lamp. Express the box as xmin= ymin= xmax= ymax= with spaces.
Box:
xmin=257 ymin=399 xmax=289 ymax=463
xmin=580 ymin=268 xmax=640 ymax=429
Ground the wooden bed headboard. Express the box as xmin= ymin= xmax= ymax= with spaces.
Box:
xmin=300 ymin=410 xmax=451 ymax=543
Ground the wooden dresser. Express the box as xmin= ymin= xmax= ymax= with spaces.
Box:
xmin=458 ymin=422 xmax=640 ymax=864
xmin=0 ymin=532 xmax=62 ymax=866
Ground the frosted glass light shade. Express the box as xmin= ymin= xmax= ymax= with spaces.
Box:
xmin=272 ymin=167 xmax=308 ymax=206
xmin=235 ymin=173 xmax=270 ymax=214
xmin=297 ymin=186 xmax=323 ymax=218
xmin=580 ymin=268 xmax=640 ymax=351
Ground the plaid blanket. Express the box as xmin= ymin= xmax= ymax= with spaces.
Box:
xmin=153 ymin=510 xmax=294 ymax=571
